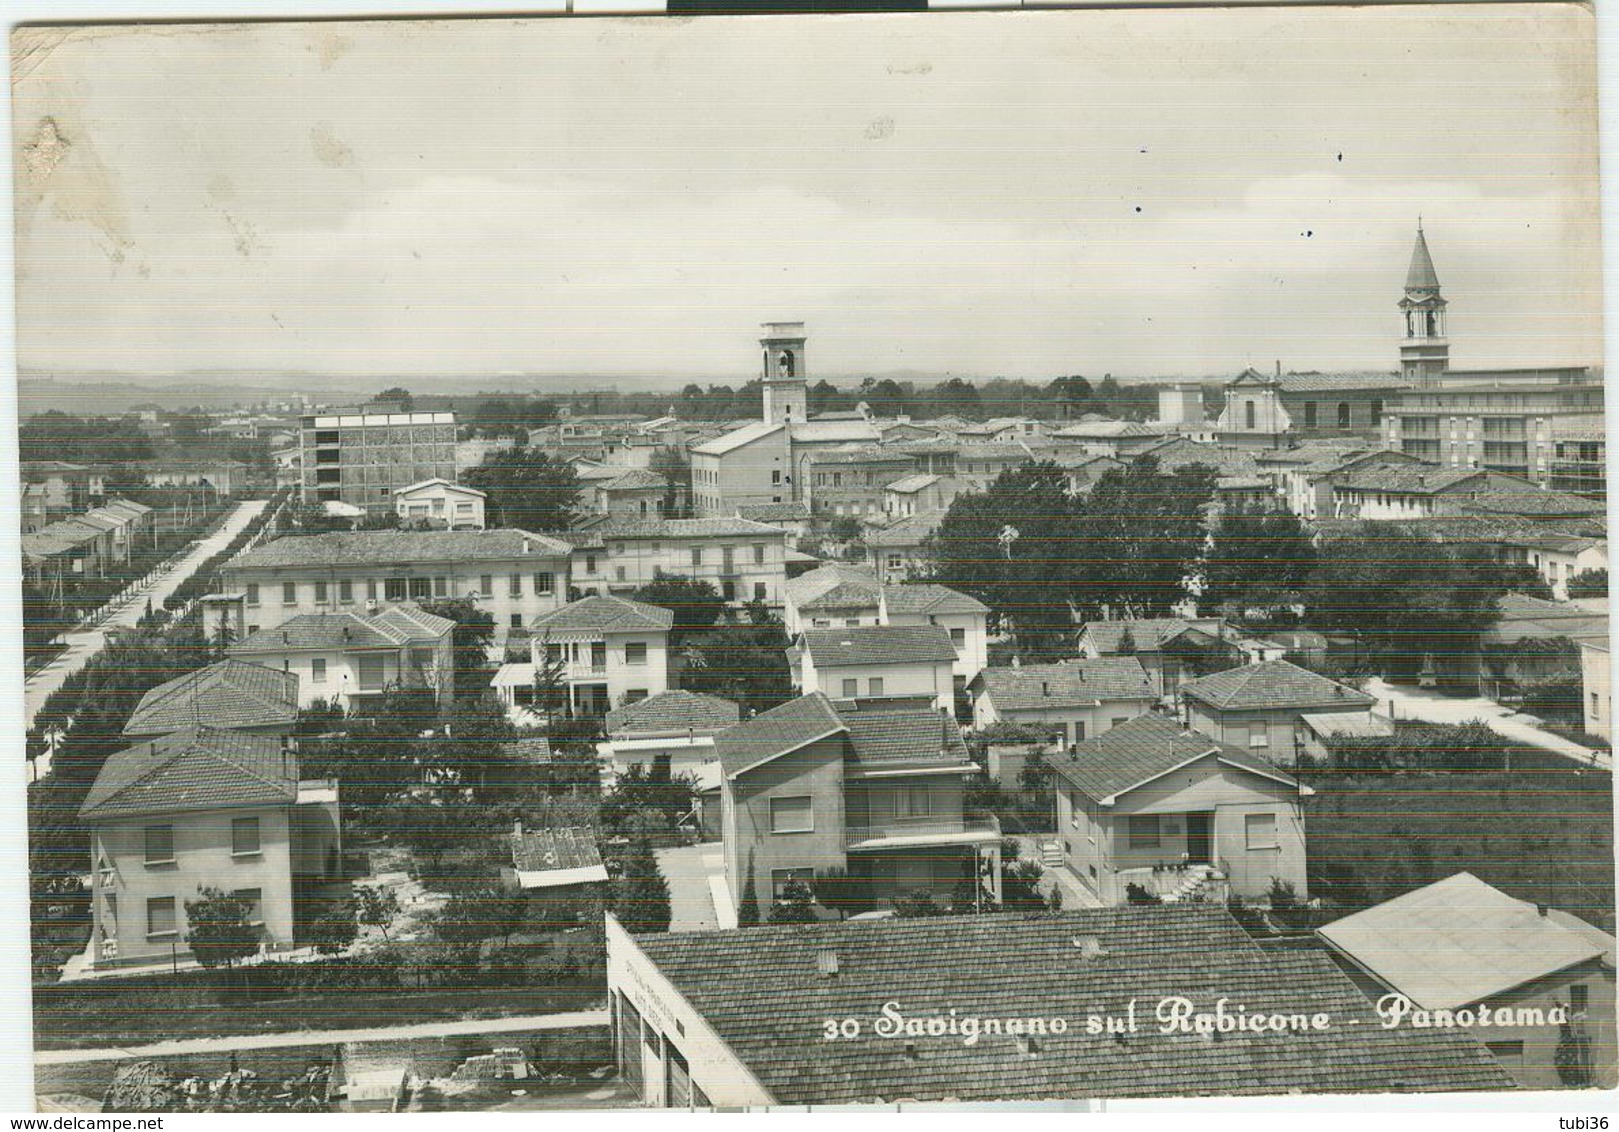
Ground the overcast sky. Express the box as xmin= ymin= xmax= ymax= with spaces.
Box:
xmin=11 ymin=5 xmax=1602 ymax=382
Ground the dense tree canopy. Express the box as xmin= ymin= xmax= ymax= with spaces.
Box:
xmin=679 ymin=602 xmax=794 ymax=714
xmin=1200 ymin=508 xmax=1318 ymax=613
xmin=632 ymin=573 xmax=725 ymax=646
xmin=464 ymin=449 xmax=582 ymax=533
xmin=20 ymin=412 xmax=154 ymax=465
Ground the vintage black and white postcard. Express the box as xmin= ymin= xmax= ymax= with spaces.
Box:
xmin=9 ymin=2 xmax=1612 ymax=1115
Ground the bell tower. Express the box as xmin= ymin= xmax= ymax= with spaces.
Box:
xmin=1399 ymin=221 xmax=1449 ymax=388
xmin=760 ymin=321 xmax=809 ymax=425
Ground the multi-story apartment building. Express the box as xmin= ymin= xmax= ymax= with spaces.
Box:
xmin=564 ymin=517 xmax=791 ymax=608
xmin=717 ymin=694 xmax=1002 ymax=921
xmin=300 ymin=407 xmax=457 ymax=512
xmin=528 ymin=595 xmax=674 ymax=715
xmin=80 ymin=727 xmax=343 ymax=971
xmin=220 ymin=528 xmax=573 ymax=641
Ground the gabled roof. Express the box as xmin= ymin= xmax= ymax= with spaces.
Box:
xmin=573 ymin=517 xmax=788 ymax=542
xmin=606 ymin=690 xmax=742 ymax=737
xmin=597 ymin=467 xmax=668 ymax=492
xmin=689 ymin=421 xmax=787 ymax=456
xmin=880 ymin=583 xmax=988 ymax=617
xmin=973 ymin=658 xmax=1155 ymax=712
xmin=785 ymin=564 xmax=882 ymax=613
xmin=798 ymin=625 xmax=958 ymax=668
xmin=531 ymin=595 xmax=673 ymax=635
xmin=368 ymin=604 xmax=457 ymax=641
xmin=509 ymin=826 xmax=609 ymax=888
xmin=884 ymin=473 xmax=941 ymax=494
xmin=1317 ymin=873 xmax=1610 ymax=1011
xmin=715 ymin=693 xmax=846 ymax=778
xmin=230 ymin=604 xmax=453 ymax=654
xmin=737 ymin=501 xmax=812 ymax=523
xmin=788 ymin=420 xmax=882 ymax=444
xmin=228 ymin=528 xmax=572 ymax=570
xmin=1298 ymin=711 xmax=1394 ymax=740
xmin=396 ymin=478 xmax=486 ymax=498
xmin=1330 ymin=465 xmax=1485 ymax=495
xmin=864 ymin=509 xmax=946 ymax=548
xmin=124 ymin=660 xmax=299 ymax=738
xmin=1050 ymin=713 xmax=1301 ymax=804
xmin=1180 ymin=659 xmax=1376 ymax=712
xmin=80 ymin=727 xmax=297 ymax=821
xmin=1079 ymin=617 xmax=1205 ymax=654
xmin=801 ymin=444 xmax=913 ymax=466
xmin=1050 ymin=420 xmax=1166 ymax=440
xmin=1457 ymin=486 xmax=1606 ymax=519
xmin=1136 ymin=438 xmax=1262 ymax=478
xmin=1273 ymin=372 xmax=1411 ymax=394
xmin=626 ymin=904 xmax=1514 ymax=1105
xmin=839 ymin=704 xmax=970 ymax=766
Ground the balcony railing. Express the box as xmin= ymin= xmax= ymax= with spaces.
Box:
xmin=846 ymin=811 xmax=1001 ymax=849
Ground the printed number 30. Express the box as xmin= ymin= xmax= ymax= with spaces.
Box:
xmin=822 ymin=1018 xmax=861 ymax=1040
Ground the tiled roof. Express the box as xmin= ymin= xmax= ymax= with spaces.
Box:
xmin=839 ymin=704 xmax=970 ymax=766
xmin=626 ymin=904 xmax=1514 ymax=1104
xmin=1458 ymin=487 xmax=1606 ymax=518
xmin=1329 ymin=466 xmax=1484 ymax=495
xmin=599 ymin=468 xmax=668 ymax=492
xmin=1274 ymin=372 xmax=1410 ymax=393
xmin=1079 ymin=618 xmax=1201 ymax=654
xmin=1180 ymin=659 xmax=1376 ymax=712
xmin=579 ymin=517 xmax=789 ymax=541
xmin=881 ymin=583 xmax=988 ymax=617
xmin=1298 ymin=711 xmax=1394 ymax=740
xmin=884 ymin=473 xmax=941 ymax=494
xmin=788 ymin=420 xmax=882 ymax=444
xmin=396 ymin=478 xmax=485 ymax=498
xmin=715 ymin=693 xmax=845 ymax=778
xmin=1050 ymin=420 xmax=1166 ymax=439
xmin=232 ymin=613 xmax=401 ymax=652
xmin=80 ymin=727 xmax=298 ymax=821
xmin=802 ymin=444 xmax=914 ymax=466
xmin=369 ymin=604 xmax=457 ymax=641
xmin=737 ymin=501 xmax=811 ymax=522
xmin=1138 ymin=439 xmax=1263 ymax=478
xmin=606 ymin=690 xmax=741 ymax=737
xmin=1050 ymin=713 xmax=1298 ymax=804
xmin=973 ymin=658 xmax=1155 ymax=711
xmin=227 ymin=528 xmax=572 ymax=570
xmin=785 ymin=565 xmax=882 ymax=613
xmin=530 ymin=595 xmax=673 ymax=635
xmin=690 ymin=421 xmax=787 ymax=456
xmin=864 ymin=510 xmax=946 ymax=548
xmin=1318 ymin=873 xmax=1611 ymax=1011
xmin=124 ymin=660 xmax=299 ymax=738
xmin=953 ymin=442 xmax=1036 ymax=462
xmin=510 ymin=826 xmax=607 ymax=878
xmin=799 ymin=625 xmax=958 ymax=668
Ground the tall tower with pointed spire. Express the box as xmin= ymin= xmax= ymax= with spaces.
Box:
xmin=1399 ymin=222 xmax=1449 ymax=388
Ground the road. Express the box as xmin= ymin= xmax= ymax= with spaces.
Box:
xmin=33 ymin=1007 xmax=610 ymax=1066
xmin=24 ymin=499 xmax=269 ymax=746
xmin=1364 ymin=677 xmax=1611 ymax=771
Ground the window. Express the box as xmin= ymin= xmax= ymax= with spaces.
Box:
xmin=146 ymin=897 xmax=177 ymax=939
xmin=510 ymin=613 xmax=523 ymax=629
xmin=479 ymin=574 xmax=494 ymax=597
xmin=314 ymin=580 xmax=328 ymax=604
xmin=1244 ymin=401 xmax=1256 ymax=430
xmin=1337 ymin=402 xmax=1351 ymax=429
xmin=385 ymin=577 xmax=407 ymax=602
xmin=311 ymin=657 xmax=327 ymax=683
xmin=616 ymin=566 xmax=627 ymax=582
xmin=1591 ymin=692 xmax=1601 ymax=719
xmin=1485 ymin=1040 xmax=1524 ymax=1064
xmin=586 ymin=555 xmax=599 ymax=574
xmin=770 ymin=796 xmax=814 ymax=834
xmin=845 ymin=618 xmax=861 ymax=628
xmin=690 ymin=547 xmax=702 ymax=568
xmin=367 ymin=580 xmax=379 ymax=601
xmin=245 ymin=583 xmax=260 ymax=607
xmin=625 ymin=642 xmax=648 ymax=666
xmin=534 ymin=573 xmax=553 ymax=595
xmin=338 ymin=579 xmax=353 ymax=604
xmin=771 ymin=470 xmax=781 ymax=485
xmin=1127 ymin=815 xmax=1160 ymax=849
xmin=1245 ymin=812 xmax=1278 ymax=850
xmin=144 ymin=825 xmax=175 ymax=865
xmin=722 ymin=580 xmax=736 ymax=601
xmin=625 ymin=688 xmax=648 ymax=703
xmin=1111 ymin=717 xmax=1129 ymax=729
xmin=754 ymin=544 xmax=766 ymax=565
xmin=232 ymin=816 xmax=261 ymax=857
xmin=1303 ymin=402 xmax=1318 ymax=428
xmin=233 ymin=887 xmax=264 ymax=927
xmin=434 ymin=576 xmax=448 ymax=597
xmin=722 ymin=548 xmax=735 ymax=573
xmin=841 ymin=678 xmax=859 ymax=698
xmin=410 ymin=577 xmax=432 ymax=600
xmin=771 ymin=867 xmax=814 ymax=900
xmin=1247 ymin=723 xmax=1270 ymax=748
xmin=950 ymin=627 xmax=966 ymax=649
xmin=754 ymin=582 xmax=768 ymax=602
xmin=868 ymin=677 xmax=885 ymax=697
xmin=1571 ymin=984 xmax=1589 ymax=1015
xmin=282 ymin=581 xmax=298 ymax=605
xmin=509 ymin=574 xmax=523 ymax=597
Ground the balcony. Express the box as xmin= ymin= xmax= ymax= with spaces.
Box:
xmin=846 ymin=811 xmax=1001 ymax=851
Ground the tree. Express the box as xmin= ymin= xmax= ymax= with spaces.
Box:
xmin=357 ymin=885 xmax=400 ymax=940
xmin=1201 ymin=508 xmax=1317 ymax=613
xmin=420 ymin=598 xmax=497 ymax=697
xmin=632 ymin=573 xmax=725 ymax=647
xmin=737 ymin=851 xmax=761 ymax=927
xmin=464 ymin=449 xmax=582 ymax=532
xmin=611 ymin=841 xmax=671 ymax=934
xmin=184 ymin=889 xmax=261 ymax=972
xmin=647 ymin=448 xmax=692 ymax=518
xmin=767 ymin=879 xmax=821 ymax=924
xmin=309 ymin=899 xmax=360 ymax=956
xmin=371 ymin=387 xmax=414 ymax=410
xmin=680 ymin=606 xmax=794 ymax=714
xmin=1568 ymin=568 xmax=1608 ymax=600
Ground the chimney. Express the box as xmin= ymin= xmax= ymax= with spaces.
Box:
xmin=523 ymin=537 xmax=531 ymax=555
xmin=815 ymin=949 xmax=839 ymax=978
xmin=1537 ymin=903 xmax=1549 ymax=918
